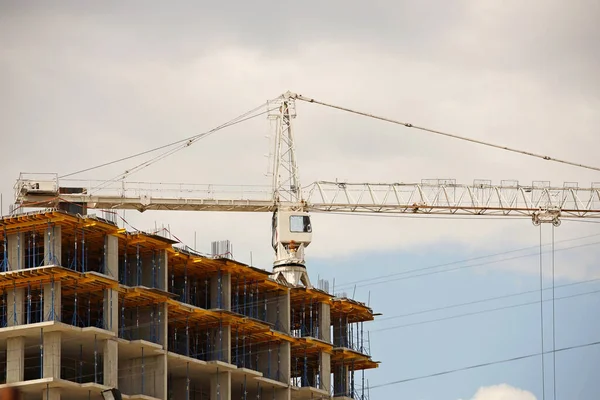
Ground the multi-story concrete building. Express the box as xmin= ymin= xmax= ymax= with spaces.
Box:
xmin=0 ymin=210 xmax=378 ymax=400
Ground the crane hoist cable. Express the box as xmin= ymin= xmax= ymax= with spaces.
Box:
xmin=60 ymin=99 xmax=278 ymax=180
xmin=84 ymin=103 xmax=278 ymax=194
xmin=290 ymin=92 xmax=600 ymax=173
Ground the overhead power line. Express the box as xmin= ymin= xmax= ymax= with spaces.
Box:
xmin=371 ymin=287 xmax=600 ymax=333
xmin=368 ymin=339 xmax=600 ymax=391
xmin=373 ymin=277 xmax=600 ymax=323
xmin=292 ymin=92 xmax=600 ymax=173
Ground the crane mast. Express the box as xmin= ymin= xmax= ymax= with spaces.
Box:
xmin=269 ymin=93 xmax=312 ymax=287
xmin=12 ymin=92 xmax=600 ymax=288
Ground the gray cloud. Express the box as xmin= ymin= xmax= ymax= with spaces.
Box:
xmin=1 ymin=1 xmax=599 ymax=271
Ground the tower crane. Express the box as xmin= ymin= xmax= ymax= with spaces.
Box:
xmin=13 ymin=92 xmax=600 ymax=288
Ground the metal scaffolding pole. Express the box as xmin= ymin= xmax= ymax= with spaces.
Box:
xmin=47 ymin=277 xmax=56 ymax=321
xmin=40 ymin=327 xmax=44 ymax=378
xmin=94 ymin=334 xmax=98 ymax=383
xmin=186 ymin=316 xmax=190 ymax=356
xmin=79 ymin=344 xmax=83 ymax=383
xmin=39 ymin=280 xmax=43 ymax=322
xmin=184 ymin=260 xmax=188 ymax=303
xmin=123 ymin=245 xmax=128 ymax=286
xmin=217 ymin=268 xmax=222 ymax=309
xmin=26 ymin=282 xmax=31 ymax=324
xmin=103 ymin=235 xmax=107 ymax=275
xmin=1 ymin=227 xmax=8 ymax=272
xmin=16 ymin=229 xmax=21 ymax=270
xmin=152 ymin=250 xmax=156 ymax=288
xmin=72 ymin=229 xmax=78 ymax=271
xmin=120 ymin=300 xmax=125 ymax=339
xmin=72 ymin=284 xmax=79 ymax=326
xmin=243 ymin=374 xmax=247 ymax=400
xmin=141 ymin=347 xmax=145 ymax=395
xmin=186 ymin=361 xmax=190 ymax=400
xmin=136 ymin=244 xmax=141 ymax=286
xmin=82 ymin=226 xmax=86 ymax=272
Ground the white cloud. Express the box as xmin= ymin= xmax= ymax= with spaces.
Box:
xmin=460 ymin=384 xmax=537 ymax=400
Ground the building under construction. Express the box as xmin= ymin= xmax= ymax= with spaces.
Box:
xmin=0 ymin=209 xmax=378 ymax=400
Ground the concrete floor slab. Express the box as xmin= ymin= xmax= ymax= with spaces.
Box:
xmin=291 ymin=386 xmax=330 ymax=400
xmin=0 ymin=321 xmax=115 ymax=342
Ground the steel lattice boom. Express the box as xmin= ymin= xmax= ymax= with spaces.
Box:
xmin=14 ymin=177 xmax=600 ymax=225
xmin=305 ymin=180 xmax=600 ymax=225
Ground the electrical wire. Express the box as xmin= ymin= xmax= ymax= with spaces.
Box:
xmin=349 ymin=240 xmax=600 ymax=291
xmin=373 ymin=277 xmax=600 ymax=323
xmin=294 ymin=93 xmax=600 ymax=172
xmin=368 ymin=339 xmax=600 ymax=391
xmin=552 ymin=225 xmax=557 ymax=400
xmin=371 ymin=288 xmax=600 ymax=333
xmin=539 ymin=224 xmax=546 ymax=400
xmin=334 ymin=230 xmax=600 ymax=289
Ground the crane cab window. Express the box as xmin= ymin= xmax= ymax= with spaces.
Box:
xmin=290 ymin=215 xmax=312 ymax=233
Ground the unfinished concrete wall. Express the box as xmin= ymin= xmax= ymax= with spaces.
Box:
xmin=6 ymin=336 xmax=24 ymax=383
xmin=119 ymin=354 xmax=166 ymax=399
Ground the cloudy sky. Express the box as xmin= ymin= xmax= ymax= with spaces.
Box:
xmin=1 ymin=1 xmax=600 ymax=398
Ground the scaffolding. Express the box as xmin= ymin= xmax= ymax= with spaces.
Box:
xmin=0 ymin=210 xmax=379 ymax=400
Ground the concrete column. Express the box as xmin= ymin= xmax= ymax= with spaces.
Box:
xmin=43 ymin=280 xmax=61 ymax=321
xmin=7 ymin=285 xmax=24 ymax=326
xmin=43 ymin=331 xmax=61 ymax=379
xmin=44 ymin=225 xmax=61 ymax=266
xmin=158 ymin=249 xmax=168 ymax=291
xmin=103 ymin=339 xmax=118 ymax=388
xmin=319 ymin=302 xmax=331 ymax=343
xmin=8 ymin=233 xmax=25 ymax=271
xmin=210 ymin=370 xmax=231 ymax=400
xmin=103 ymin=288 xmax=118 ymax=333
xmin=105 ymin=235 xmax=119 ymax=278
xmin=279 ymin=342 xmax=291 ymax=384
xmin=6 ymin=336 xmax=25 ymax=382
xmin=319 ymin=352 xmax=331 ymax=393
xmin=211 ymin=272 xmax=231 ymax=310
xmin=41 ymin=388 xmax=60 ymax=400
